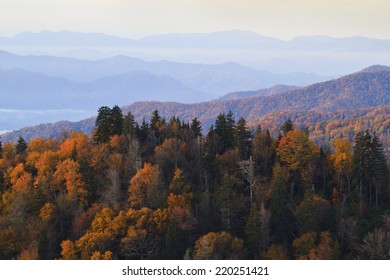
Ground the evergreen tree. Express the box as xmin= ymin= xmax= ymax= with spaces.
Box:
xmin=122 ymin=111 xmax=136 ymax=136
xmin=16 ymin=136 xmax=28 ymax=154
xmin=0 ymin=138 xmax=4 ymax=189
xmin=214 ymin=112 xmax=235 ymax=154
xmin=245 ymin=203 xmax=270 ymax=258
xmin=252 ymin=129 xmax=275 ymax=177
xmin=371 ymin=132 xmax=389 ymax=207
xmin=165 ymin=218 xmax=188 ymax=259
xmin=269 ymin=164 xmax=296 ymax=245
xmin=190 ymin=118 xmax=202 ymax=138
xmin=110 ymin=105 xmax=123 ymax=136
xmin=352 ymin=131 xmax=365 ymax=193
xmin=0 ymin=138 xmax=3 ymax=159
xmin=136 ymin=119 xmax=149 ymax=143
xmin=234 ymin=117 xmax=252 ymax=159
xmin=352 ymin=130 xmax=389 ymax=210
xmin=150 ymin=109 xmax=162 ymax=132
xmin=245 ymin=203 xmax=261 ymax=258
xmin=226 ymin=111 xmax=235 ymax=151
xmin=281 ymin=119 xmax=294 ymax=136
xmin=150 ymin=109 xmax=164 ymax=144
xmin=94 ymin=106 xmax=112 ymax=143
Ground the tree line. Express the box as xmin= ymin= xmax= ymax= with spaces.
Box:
xmin=0 ymin=105 xmax=389 ymax=260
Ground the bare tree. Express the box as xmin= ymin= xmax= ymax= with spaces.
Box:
xmin=239 ymin=156 xmax=259 ymax=204
xmin=102 ymin=169 xmax=121 ymax=206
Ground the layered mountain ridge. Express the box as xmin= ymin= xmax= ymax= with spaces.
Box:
xmin=3 ymin=66 xmax=389 ymax=152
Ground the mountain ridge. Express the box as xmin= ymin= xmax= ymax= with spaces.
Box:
xmin=0 ymin=49 xmax=328 ymax=94
xmin=0 ymin=68 xmax=207 ymax=110
xmin=2 ymin=66 xmax=389 ymax=143
xmin=1 ymin=30 xmax=390 ymax=51
xmin=219 ymin=85 xmax=300 ymax=100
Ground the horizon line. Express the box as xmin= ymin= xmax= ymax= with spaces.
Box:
xmin=1 ymin=29 xmax=390 ymax=42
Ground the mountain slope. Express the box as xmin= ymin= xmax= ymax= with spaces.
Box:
xmin=121 ymin=69 xmax=390 ymax=127
xmin=3 ymin=105 xmax=389 ymax=158
xmin=3 ymin=67 xmax=390 ymax=142
xmin=361 ymin=65 xmax=390 ymax=73
xmin=219 ymin=85 xmax=299 ymax=100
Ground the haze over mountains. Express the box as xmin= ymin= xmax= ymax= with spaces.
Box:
xmin=0 ymin=48 xmax=327 ymax=132
xmin=1 ymin=30 xmax=389 ymax=75
xmin=0 ymin=50 xmax=323 ymax=93
xmin=3 ymin=66 xmax=390 ymax=143
xmin=1 ymin=30 xmax=390 ymax=134
xmin=1 ymin=30 xmax=390 ymax=51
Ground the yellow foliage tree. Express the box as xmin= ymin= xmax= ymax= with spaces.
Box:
xmin=58 ymin=131 xmax=90 ymax=160
xmin=39 ymin=203 xmax=56 ymax=222
xmin=90 ymin=250 xmax=113 ymax=260
xmin=9 ymin=163 xmax=33 ymax=194
xmin=61 ymin=240 xmax=78 ymax=260
xmin=53 ymin=159 xmax=87 ymax=205
xmin=193 ymin=231 xmax=244 ymax=260
xmin=128 ymin=163 xmax=162 ymax=209
xmin=277 ymin=129 xmax=318 ymax=172
xmin=293 ymin=231 xmax=338 ymax=260
xmin=330 ymin=139 xmax=353 ymax=174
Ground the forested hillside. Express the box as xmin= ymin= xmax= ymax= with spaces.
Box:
xmin=256 ymin=104 xmax=390 ymax=158
xmin=0 ymin=107 xmax=388 ymax=259
xmin=4 ymin=69 xmax=390 ymax=157
xmin=123 ymin=69 xmax=390 ymax=120
xmin=219 ymin=84 xmax=299 ymax=100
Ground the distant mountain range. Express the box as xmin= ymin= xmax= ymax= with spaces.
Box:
xmin=0 ymin=50 xmax=326 ymax=95
xmin=3 ymin=65 xmax=389 ymax=144
xmin=0 ymin=68 xmax=205 ymax=110
xmin=1 ymin=30 xmax=390 ymax=76
xmin=1 ymin=30 xmax=390 ymax=52
xmin=0 ymin=49 xmax=333 ymax=131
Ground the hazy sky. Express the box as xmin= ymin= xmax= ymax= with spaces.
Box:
xmin=0 ymin=0 xmax=389 ymax=39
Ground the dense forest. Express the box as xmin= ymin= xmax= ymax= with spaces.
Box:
xmin=0 ymin=105 xmax=389 ymax=260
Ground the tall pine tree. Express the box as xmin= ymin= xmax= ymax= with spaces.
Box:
xmin=234 ymin=117 xmax=252 ymax=159
xmin=110 ymin=105 xmax=123 ymax=136
xmin=16 ymin=136 xmax=28 ymax=154
xmin=94 ymin=106 xmax=113 ymax=143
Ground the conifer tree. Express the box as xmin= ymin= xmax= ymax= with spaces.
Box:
xmin=150 ymin=109 xmax=161 ymax=132
xmin=150 ymin=109 xmax=165 ymax=145
xmin=0 ymin=138 xmax=3 ymax=159
xmin=352 ymin=130 xmax=389 ymax=209
xmin=245 ymin=203 xmax=270 ymax=259
xmin=190 ymin=118 xmax=202 ymax=138
xmin=252 ymin=129 xmax=275 ymax=177
xmin=94 ymin=106 xmax=112 ymax=143
xmin=214 ymin=112 xmax=235 ymax=154
xmin=16 ymin=136 xmax=28 ymax=154
xmin=136 ymin=119 xmax=149 ymax=143
xmin=281 ymin=119 xmax=294 ymax=136
xmin=122 ymin=111 xmax=136 ymax=136
xmin=269 ymin=164 xmax=296 ymax=245
xmin=370 ymin=132 xmax=389 ymax=207
xmin=234 ymin=117 xmax=252 ymax=159
xmin=110 ymin=105 xmax=123 ymax=136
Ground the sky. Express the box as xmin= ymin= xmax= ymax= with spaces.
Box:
xmin=0 ymin=0 xmax=389 ymax=39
